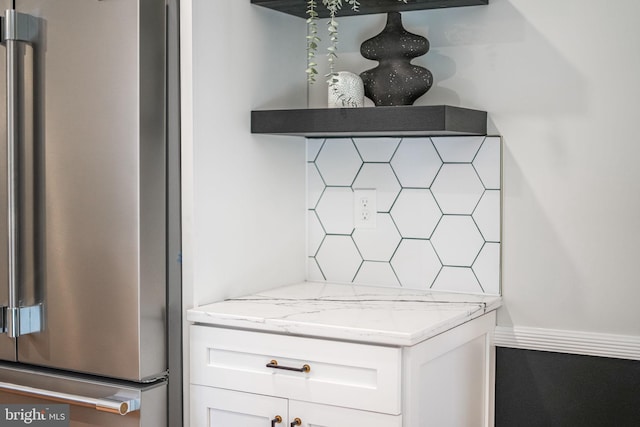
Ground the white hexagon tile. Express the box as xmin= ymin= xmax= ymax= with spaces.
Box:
xmin=307 ymin=138 xmax=324 ymax=162
xmin=308 ymin=211 xmax=325 ymax=257
xmin=432 ymin=267 xmax=482 ymax=293
xmin=315 ymin=235 xmax=362 ymax=283
xmin=352 ymin=213 xmax=401 ymax=261
xmin=354 ymin=261 xmax=401 ymax=287
xmin=432 ymin=136 xmax=484 ymax=163
xmin=307 ymin=257 xmax=325 ymax=282
xmin=391 ymin=239 xmax=441 ymax=288
xmin=391 ymin=138 xmax=442 ymax=188
xmin=473 ymin=190 xmax=501 ymax=242
xmin=432 ymin=215 xmax=484 ymax=267
xmin=473 ymin=243 xmax=501 ymax=294
xmin=307 ymin=163 xmax=325 ymax=210
xmin=315 ymin=138 xmax=362 ymax=186
xmin=431 ymin=164 xmax=484 ymax=214
xmin=316 ymin=187 xmax=354 ymax=235
xmin=307 ymin=136 xmax=502 ymax=295
xmin=352 ymin=163 xmax=401 ymax=212
xmin=473 ymin=137 xmax=501 ymax=189
xmin=391 ymin=189 xmax=442 ymax=239
xmin=353 ymin=138 xmax=400 ymax=162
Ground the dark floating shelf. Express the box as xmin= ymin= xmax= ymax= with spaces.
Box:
xmin=251 ymin=0 xmax=488 ymax=19
xmin=251 ymin=106 xmax=487 ymax=137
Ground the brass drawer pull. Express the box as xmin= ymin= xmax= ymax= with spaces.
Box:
xmin=290 ymin=418 xmax=302 ymax=426
xmin=271 ymin=415 xmax=282 ymax=426
xmin=266 ymin=360 xmax=311 ymax=373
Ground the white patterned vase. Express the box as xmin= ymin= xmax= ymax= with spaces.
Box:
xmin=328 ymin=71 xmax=365 ymax=108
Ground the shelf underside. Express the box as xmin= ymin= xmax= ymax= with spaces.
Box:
xmin=251 ymin=0 xmax=489 ymax=19
xmin=251 ymin=105 xmax=487 ymax=137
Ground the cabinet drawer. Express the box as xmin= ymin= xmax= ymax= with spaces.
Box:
xmin=190 ymin=325 xmax=402 ymax=414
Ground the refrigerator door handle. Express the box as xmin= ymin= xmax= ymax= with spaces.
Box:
xmin=0 ymin=14 xmax=5 ymax=337
xmin=2 ymin=9 xmax=41 ymax=338
xmin=0 ymin=381 xmax=141 ymax=415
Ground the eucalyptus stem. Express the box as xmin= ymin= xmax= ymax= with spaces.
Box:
xmin=306 ymin=0 xmax=320 ymax=83
xmin=323 ymin=0 xmax=341 ymax=86
xmin=305 ymin=0 xmax=409 ymax=85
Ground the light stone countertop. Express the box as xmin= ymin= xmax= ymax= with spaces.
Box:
xmin=187 ymin=281 xmax=502 ymax=346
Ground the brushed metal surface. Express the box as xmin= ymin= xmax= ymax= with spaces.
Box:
xmin=0 ymin=363 xmax=166 ymax=426
xmin=6 ymin=38 xmax=19 ymax=338
xmin=11 ymin=0 xmax=167 ymax=381
xmin=0 ymin=381 xmax=141 ymax=415
xmin=5 ymin=10 xmax=42 ymax=338
xmin=0 ymin=0 xmax=17 ymax=361
xmin=165 ymin=0 xmax=183 ymax=424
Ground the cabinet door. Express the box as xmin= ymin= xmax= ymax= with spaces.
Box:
xmin=191 ymin=385 xmax=288 ymax=427
xmin=289 ymin=400 xmax=402 ymax=427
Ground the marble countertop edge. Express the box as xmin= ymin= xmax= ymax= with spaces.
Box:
xmin=187 ymin=308 xmax=488 ymax=346
xmin=187 ymin=282 xmax=502 ymax=346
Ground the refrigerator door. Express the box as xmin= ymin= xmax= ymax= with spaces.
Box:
xmin=0 ymin=0 xmax=17 ymax=363
xmin=8 ymin=0 xmax=167 ymax=381
xmin=0 ymin=364 xmax=166 ymax=427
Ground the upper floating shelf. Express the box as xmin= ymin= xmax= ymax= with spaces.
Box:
xmin=251 ymin=0 xmax=489 ymax=19
xmin=251 ymin=105 xmax=487 ymax=137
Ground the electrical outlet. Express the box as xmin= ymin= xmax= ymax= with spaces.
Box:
xmin=354 ymin=189 xmax=377 ymax=229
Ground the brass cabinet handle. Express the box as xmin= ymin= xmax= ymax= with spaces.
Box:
xmin=266 ymin=360 xmax=311 ymax=373
xmin=290 ymin=418 xmax=302 ymax=427
xmin=271 ymin=415 xmax=282 ymax=426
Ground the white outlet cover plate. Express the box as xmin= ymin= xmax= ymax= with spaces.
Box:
xmin=353 ymin=189 xmax=377 ymax=229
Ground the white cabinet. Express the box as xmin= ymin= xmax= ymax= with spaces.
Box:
xmin=190 ymin=310 xmax=497 ymax=427
xmin=190 ymin=326 xmax=401 ymax=413
xmin=191 ymin=386 xmax=398 ymax=427
xmin=191 ymin=386 xmax=287 ymax=426
xmin=288 ymin=400 xmax=400 ymax=427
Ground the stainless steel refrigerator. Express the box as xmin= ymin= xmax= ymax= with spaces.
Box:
xmin=0 ymin=0 xmax=182 ymax=426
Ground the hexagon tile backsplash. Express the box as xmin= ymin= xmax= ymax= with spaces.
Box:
xmin=307 ymin=136 xmax=501 ymax=295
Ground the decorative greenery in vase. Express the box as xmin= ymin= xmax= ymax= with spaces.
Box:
xmin=306 ymin=0 xmax=407 ymax=85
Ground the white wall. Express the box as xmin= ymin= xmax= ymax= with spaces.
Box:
xmin=183 ymin=0 xmax=640 ymax=348
xmin=306 ymin=0 xmax=640 ymax=336
xmin=183 ymin=0 xmax=307 ymax=309
xmin=309 ymin=0 xmax=640 ymax=337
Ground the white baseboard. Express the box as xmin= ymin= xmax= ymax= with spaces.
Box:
xmin=494 ymin=326 xmax=640 ymax=361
